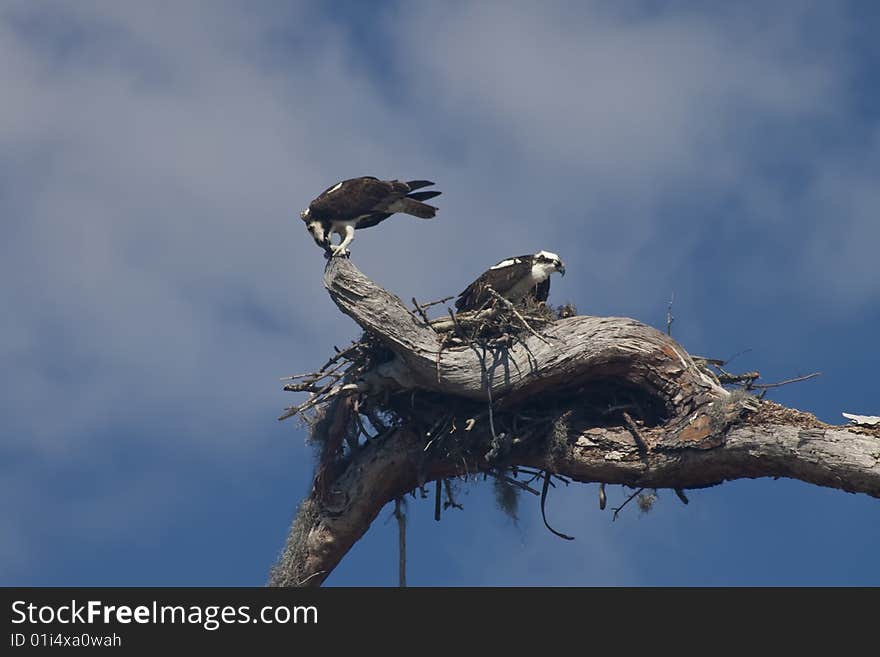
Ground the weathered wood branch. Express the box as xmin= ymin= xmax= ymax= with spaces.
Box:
xmin=270 ymin=411 xmax=880 ymax=587
xmin=323 ymin=258 xmax=730 ymax=445
xmin=269 ymin=258 xmax=880 ymax=587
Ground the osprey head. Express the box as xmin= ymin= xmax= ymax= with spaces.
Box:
xmin=300 ymin=208 xmax=328 ymax=249
xmin=534 ymin=250 xmax=565 ymax=277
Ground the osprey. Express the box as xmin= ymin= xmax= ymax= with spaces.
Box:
xmin=455 ymin=251 xmax=566 ymax=312
xmin=300 ymin=176 xmax=441 ymax=256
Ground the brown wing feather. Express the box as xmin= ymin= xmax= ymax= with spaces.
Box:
xmin=352 ymin=213 xmax=392 ymax=230
xmin=308 ymin=177 xmax=409 ymax=221
xmin=455 ymin=257 xmax=533 ymax=312
xmin=454 ymin=279 xmax=490 ymax=312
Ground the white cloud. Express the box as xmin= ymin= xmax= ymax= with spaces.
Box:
xmin=1 ymin=1 xmax=877 ymax=583
xmin=389 ymin=1 xmax=879 ymax=313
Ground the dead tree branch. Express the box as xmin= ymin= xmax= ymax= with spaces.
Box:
xmin=750 ymin=372 xmax=822 ymax=390
xmin=268 ymin=258 xmax=880 ymax=587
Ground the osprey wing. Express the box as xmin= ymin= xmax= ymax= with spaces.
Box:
xmin=455 ymin=256 xmax=533 ymax=312
xmin=352 ymin=212 xmax=392 ymax=230
xmin=308 ymin=177 xmax=409 ymax=222
xmin=349 ymin=184 xmax=442 ymax=229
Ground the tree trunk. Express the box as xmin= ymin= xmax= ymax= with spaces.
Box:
xmin=268 ymin=258 xmax=880 ymax=587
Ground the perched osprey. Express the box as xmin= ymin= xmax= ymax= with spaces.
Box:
xmin=300 ymin=176 xmax=441 ymax=256
xmin=455 ymin=251 xmax=566 ymax=312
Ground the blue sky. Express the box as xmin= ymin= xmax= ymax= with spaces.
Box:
xmin=1 ymin=0 xmax=878 ymax=586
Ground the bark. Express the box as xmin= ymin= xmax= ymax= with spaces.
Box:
xmin=268 ymin=258 xmax=880 ymax=587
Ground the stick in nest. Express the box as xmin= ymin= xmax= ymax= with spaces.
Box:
xmin=410 ymin=297 xmax=435 ymax=329
xmin=416 ymin=295 xmax=454 ymax=311
xmin=434 ymin=480 xmax=442 ymax=521
xmin=540 ymin=471 xmax=575 ymax=540
xmin=484 ymin=287 xmax=552 ymax=346
xmin=447 ymin=308 xmax=467 ymax=341
xmin=489 ymin=471 xmax=541 ymax=496
xmin=280 ymin=358 xmax=348 ymax=384
xmin=750 ymin=372 xmax=821 ymax=390
xmin=612 ymin=487 xmax=644 ymax=521
xmin=444 ymin=479 xmax=464 ymax=510
xmin=470 ymin=345 xmax=500 ymax=444
xmin=622 ymin=411 xmax=648 ymax=452
xmin=716 ymin=371 xmax=761 ymax=385
xmin=278 ymin=382 xmax=361 ymax=421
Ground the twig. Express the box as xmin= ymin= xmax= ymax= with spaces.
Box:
xmin=506 ymin=334 xmax=527 ymax=378
xmin=716 ymin=371 xmax=760 ymax=385
xmin=444 ymin=479 xmax=464 ymax=510
xmin=427 ymin=307 xmax=493 ymax=331
xmin=622 ymin=412 xmax=648 ymax=452
xmin=514 ymin=466 xmax=548 ymax=480
xmin=540 ymin=471 xmax=575 ymax=540
xmin=674 ymin=488 xmax=689 ymax=505
xmin=750 ymin=372 xmax=821 ymax=390
xmin=666 ymin=292 xmax=674 ymax=336
xmin=447 ymin=308 xmax=466 ymax=340
xmin=411 ymin=297 xmax=434 ymax=327
xmin=423 ymin=413 xmax=452 ymax=454
xmin=295 ymin=570 xmax=327 ymax=587
xmin=434 ymin=480 xmax=442 ymax=521
xmin=598 ymin=483 xmax=607 ymax=510
xmin=317 ymin=342 xmax=360 ymax=374
xmin=471 ymin=345 xmax=500 ymax=443
xmin=486 ymin=379 xmax=498 ymax=442
xmin=278 ymin=402 xmax=312 ymax=422
xmin=488 ymin=471 xmax=541 ymax=496
xmin=352 ymin=405 xmax=376 ymax=441
xmin=405 ymin=306 xmax=428 ymax=327
xmin=420 ymin=295 xmax=454 ymax=310
xmin=602 ymin=403 xmax=639 ymax=416
xmin=692 ymin=356 xmax=727 ymax=368
xmin=485 ymin=287 xmax=552 ymax=346
xmin=277 ymin=382 xmax=361 ymax=421
xmin=612 ymin=487 xmax=644 ymax=521
xmin=280 ymin=372 xmax=313 ymax=382
xmin=281 ymin=361 xmax=348 ymax=386
xmin=724 ymin=348 xmax=753 ymax=366
xmin=283 ymin=370 xmax=345 ymax=392
xmin=435 ymin=339 xmax=447 ymax=383
xmin=393 ymin=498 xmax=406 ymax=588
xmin=520 ymin=470 xmax=545 ymax=485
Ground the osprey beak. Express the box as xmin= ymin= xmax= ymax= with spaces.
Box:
xmin=558 ymin=263 xmax=566 ymax=276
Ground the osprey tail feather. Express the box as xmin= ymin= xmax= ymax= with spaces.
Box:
xmin=389 ymin=197 xmax=438 ymax=218
xmin=406 ymin=190 xmax=442 ymax=202
xmin=404 ymin=179 xmax=435 ymax=191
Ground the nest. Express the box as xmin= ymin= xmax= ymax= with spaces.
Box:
xmin=280 ymin=298 xmax=600 ymax=496
xmin=283 ymin=300 xmax=682 ymax=550
xmin=279 ymin=286 xmax=799 ymax=530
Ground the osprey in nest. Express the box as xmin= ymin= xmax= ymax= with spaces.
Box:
xmin=455 ymin=251 xmax=566 ymax=313
xmin=300 ymin=176 xmax=441 ymax=256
